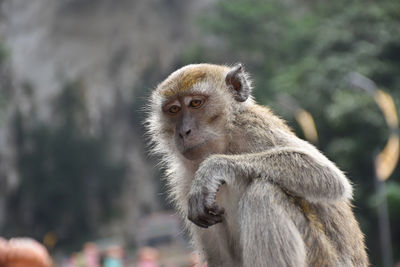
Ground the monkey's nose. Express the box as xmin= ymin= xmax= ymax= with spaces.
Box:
xmin=179 ymin=129 xmax=191 ymax=138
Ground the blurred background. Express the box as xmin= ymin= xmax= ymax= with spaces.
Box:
xmin=0 ymin=0 xmax=399 ymax=266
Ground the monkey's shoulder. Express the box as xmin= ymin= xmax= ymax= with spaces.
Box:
xmin=232 ymin=104 xmax=293 ymax=138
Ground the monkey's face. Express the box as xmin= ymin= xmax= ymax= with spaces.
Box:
xmin=162 ymin=94 xmax=228 ymax=161
xmin=149 ymin=63 xmax=251 ymax=162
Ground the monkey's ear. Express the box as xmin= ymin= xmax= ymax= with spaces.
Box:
xmin=225 ymin=64 xmax=250 ymax=102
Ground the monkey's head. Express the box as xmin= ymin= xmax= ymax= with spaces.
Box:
xmin=146 ymin=63 xmax=252 ymax=162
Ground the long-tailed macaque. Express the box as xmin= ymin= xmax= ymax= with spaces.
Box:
xmin=146 ymin=63 xmax=369 ymax=267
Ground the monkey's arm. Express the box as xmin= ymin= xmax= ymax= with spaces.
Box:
xmin=196 ymin=146 xmax=352 ymax=202
xmin=188 ymin=146 xmax=352 ymax=227
xmin=234 ymin=148 xmax=348 ymax=199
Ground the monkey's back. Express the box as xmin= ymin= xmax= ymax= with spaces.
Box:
xmin=280 ymin=194 xmax=368 ymax=266
xmin=312 ymin=201 xmax=369 ymax=266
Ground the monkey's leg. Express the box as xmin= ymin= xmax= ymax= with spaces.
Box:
xmin=193 ymin=226 xmax=237 ymax=267
xmin=239 ymin=180 xmax=306 ymax=267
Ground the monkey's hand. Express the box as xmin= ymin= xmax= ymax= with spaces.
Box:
xmin=188 ymin=188 xmax=225 ymax=228
xmin=188 ymin=159 xmax=226 ymax=228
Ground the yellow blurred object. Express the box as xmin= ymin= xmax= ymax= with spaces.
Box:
xmin=43 ymin=232 xmax=57 ymax=250
xmin=375 ymin=135 xmax=400 ymax=181
xmin=373 ymin=89 xmax=399 ymax=181
xmin=295 ymin=109 xmax=319 ymax=144
xmin=374 ymin=89 xmax=399 ymax=129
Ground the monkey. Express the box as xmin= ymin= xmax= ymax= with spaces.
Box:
xmin=145 ymin=63 xmax=369 ymax=267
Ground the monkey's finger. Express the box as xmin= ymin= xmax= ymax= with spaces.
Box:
xmin=191 ymin=218 xmax=210 ymax=228
xmin=208 ymin=217 xmax=223 ymax=225
xmin=188 ymin=209 xmax=211 ymax=227
xmin=198 ymin=210 xmax=220 ymax=221
xmin=204 ymin=213 xmax=223 ymax=223
xmin=196 ymin=210 xmax=223 ymax=226
xmin=208 ymin=204 xmax=225 ymax=216
xmin=200 ymin=212 xmax=224 ymax=226
xmin=198 ymin=217 xmax=222 ymax=227
xmin=204 ymin=211 xmax=224 ymax=223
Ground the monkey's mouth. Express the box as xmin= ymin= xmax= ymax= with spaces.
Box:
xmin=182 ymin=140 xmax=209 ymax=155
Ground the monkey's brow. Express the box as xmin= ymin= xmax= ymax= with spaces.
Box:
xmin=160 ymin=89 xmax=206 ymax=106
xmin=160 ymin=84 xmax=206 ymax=97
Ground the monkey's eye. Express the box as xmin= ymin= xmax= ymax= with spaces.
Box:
xmin=168 ymin=105 xmax=181 ymax=114
xmin=189 ymin=99 xmax=203 ymax=108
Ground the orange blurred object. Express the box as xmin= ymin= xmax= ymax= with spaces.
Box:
xmin=137 ymin=247 xmax=159 ymax=267
xmin=137 ymin=247 xmax=159 ymax=261
xmin=0 ymin=237 xmax=52 ymax=267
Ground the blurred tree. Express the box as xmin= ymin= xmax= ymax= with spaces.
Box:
xmin=0 ymin=39 xmax=13 ymax=234
xmin=4 ymin=81 xmax=127 ymax=250
xmin=0 ymin=40 xmax=10 ymax=120
xmin=182 ymin=0 xmax=400 ymax=265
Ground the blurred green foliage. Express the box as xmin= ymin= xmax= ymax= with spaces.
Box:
xmin=5 ymin=81 xmax=126 ymax=250
xmin=0 ymin=41 xmax=11 ymax=124
xmin=182 ymin=0 xmax=400 ymax=265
